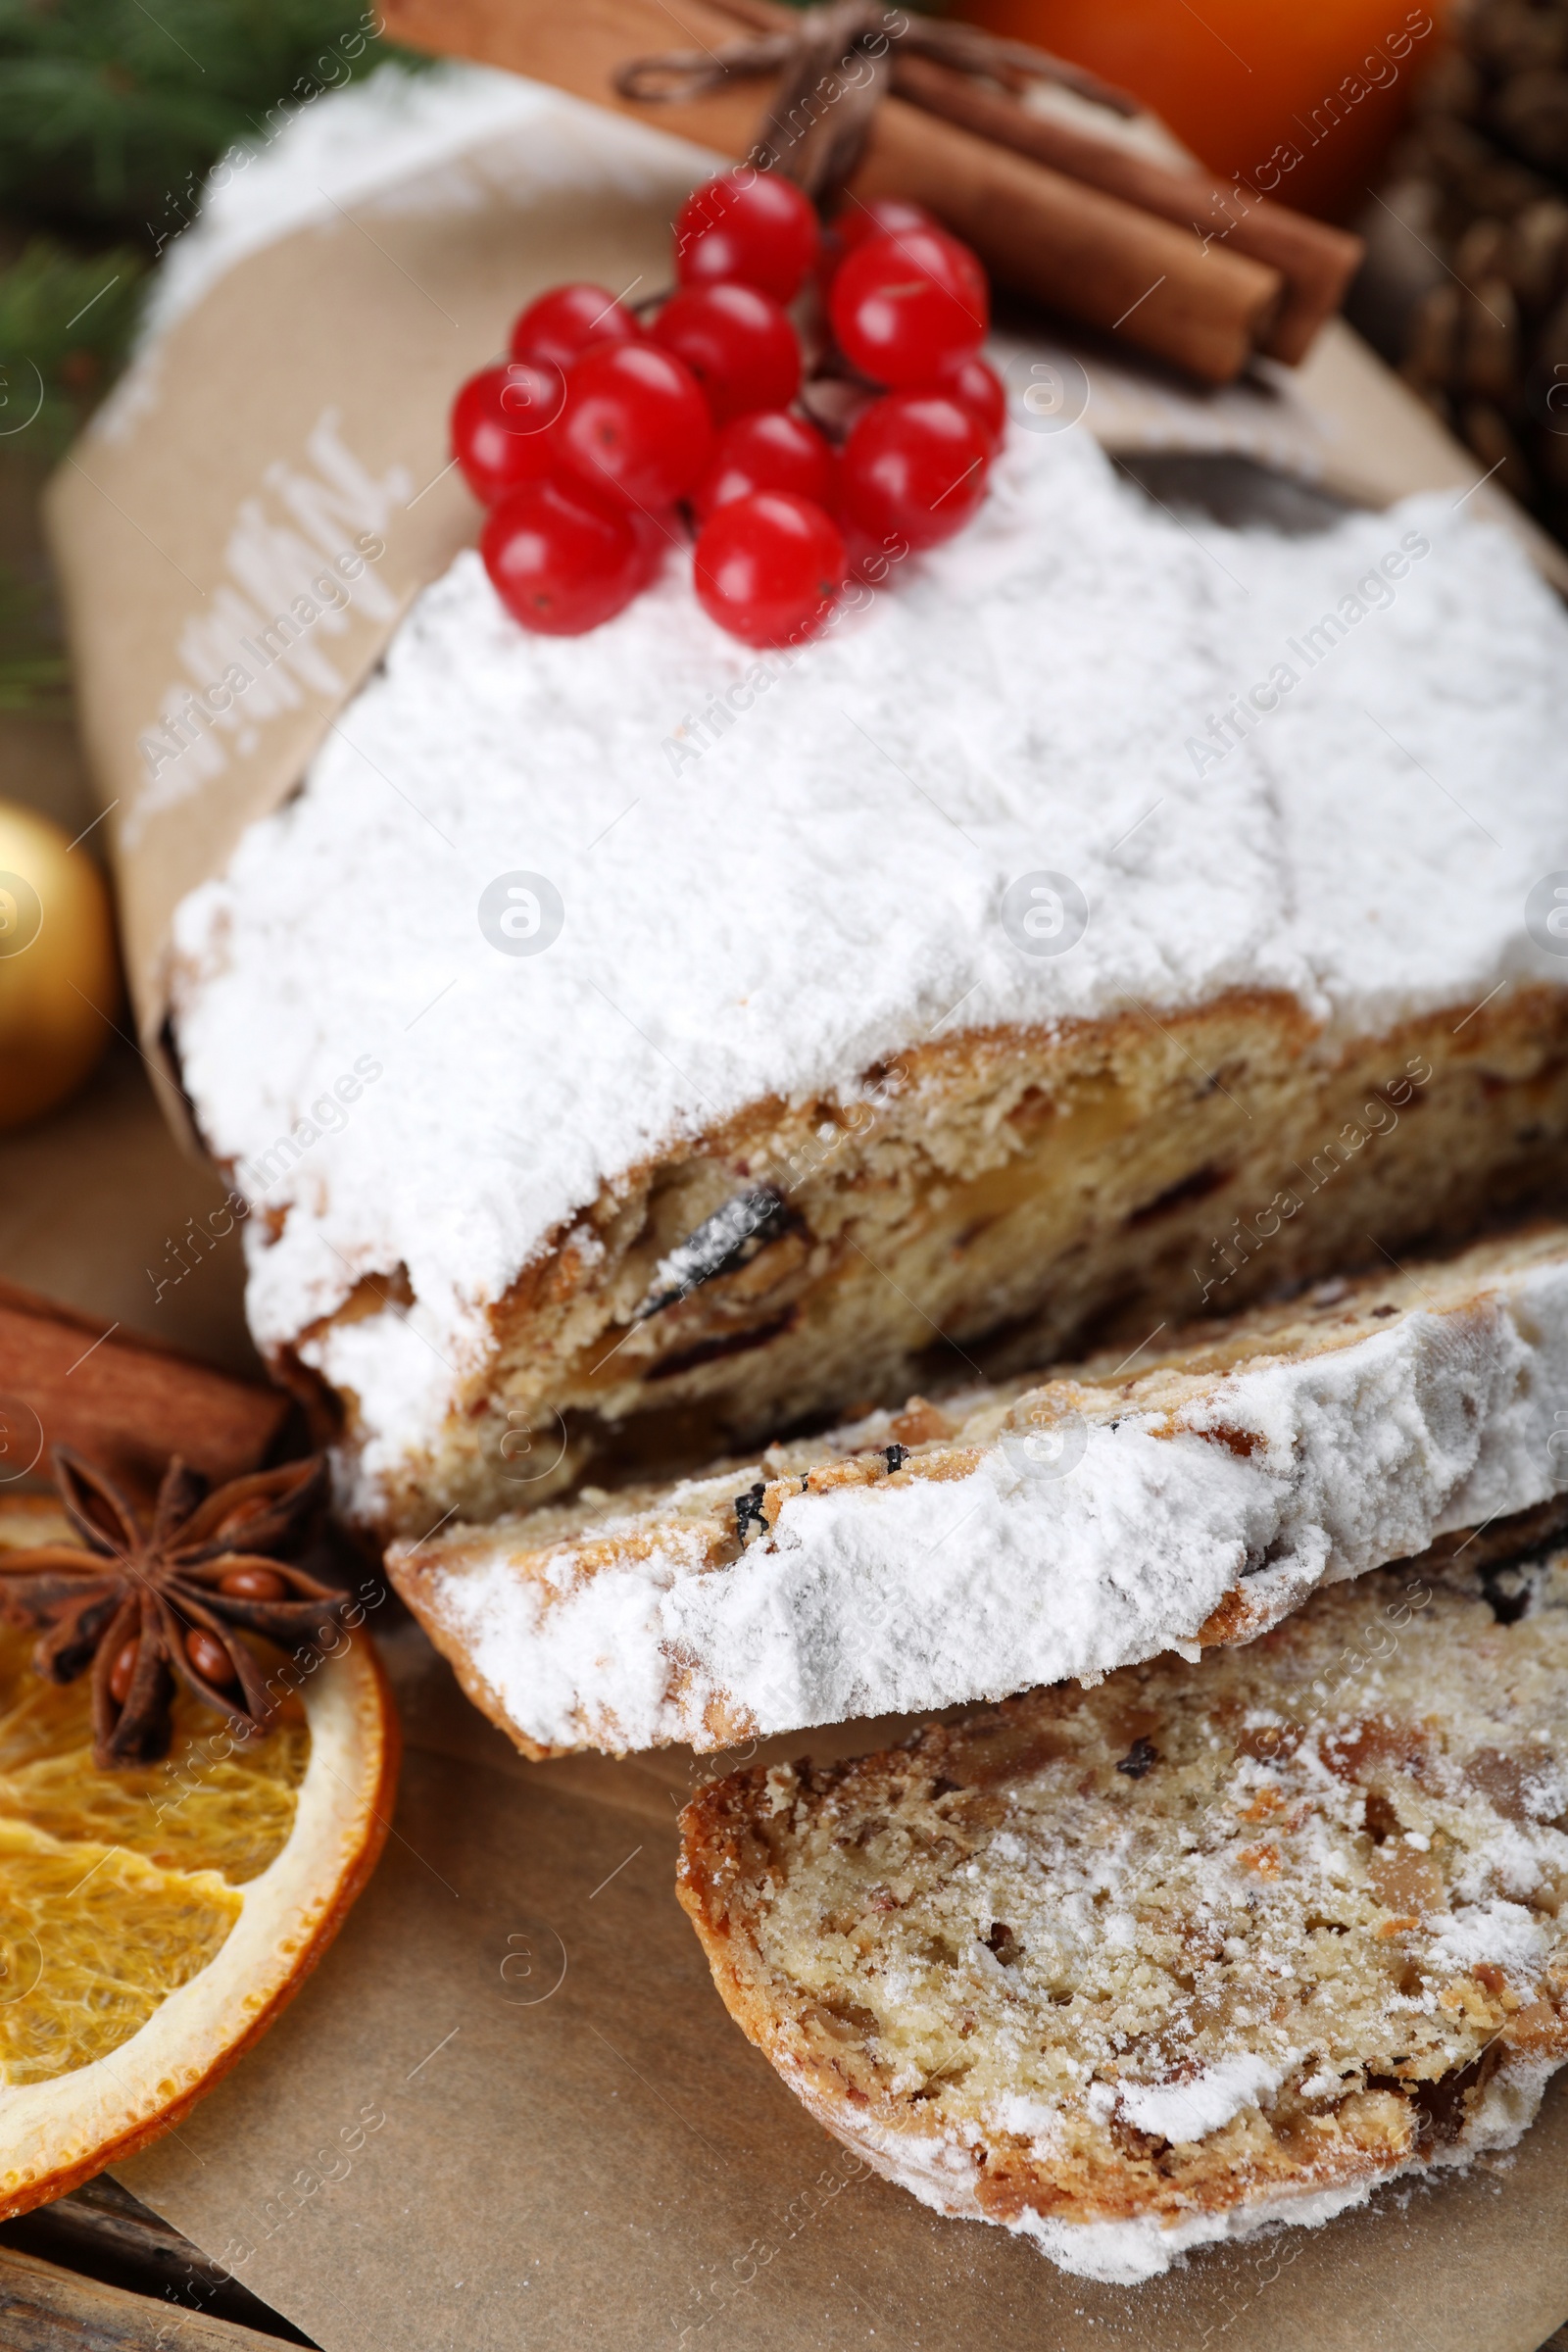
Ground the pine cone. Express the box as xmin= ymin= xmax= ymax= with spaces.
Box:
xmin=1364 ymin=0 xmax=1568 ymax=543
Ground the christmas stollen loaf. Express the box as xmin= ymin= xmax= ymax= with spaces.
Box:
xmin=386 ymin=1223 xmax=1568 ymax=1756
xmin=139 ymin=74 xmax=1568 ymax=1546
xmin=169 ymin=404 xmax=1568 ymax=1540
xmin=675 ymin=1545 xmax=1568 ymax=2282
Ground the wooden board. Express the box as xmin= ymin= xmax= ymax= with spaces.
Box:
xmin=0 ymin=2176 xmax=312 ymax=2349
xmin=0 ymin=2242 xmax=292 ymax=2351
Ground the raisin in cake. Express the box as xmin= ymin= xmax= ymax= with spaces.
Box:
xmin=676 ymin=1546 xmax=1568 ymax=2282
xmin=162 ymin=81 xmax=1568 ymax=1542
xmin=387 ymin=1223 xmax=1568 ymax=1755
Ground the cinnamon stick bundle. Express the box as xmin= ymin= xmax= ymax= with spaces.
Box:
xmin=378 ymin=0 xmax=1289 ymax=384
xmin=0 ymin=1279 xmax=295 ymax=1500
xmin=888 ymin=54 xmax=1362 ymax=368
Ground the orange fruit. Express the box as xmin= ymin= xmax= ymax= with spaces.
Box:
xmin=959 ymin=0 xmax=1438 ymax=220
xmin=0 ymin=1493 xmax=398 ymax=2216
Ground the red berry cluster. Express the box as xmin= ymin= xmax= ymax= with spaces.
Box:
xmin=451 ymin=173 xmax=1004 ymax=648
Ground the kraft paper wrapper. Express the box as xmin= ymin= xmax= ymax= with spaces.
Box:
xmin=43 ymin=73 xmax=1568 ymax=1150
xmin=2 ymin=1058 xmax=1567 ymax=2347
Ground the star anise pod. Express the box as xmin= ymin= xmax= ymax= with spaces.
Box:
xmin=0 ymin=1447 xmax=345 ymax=1769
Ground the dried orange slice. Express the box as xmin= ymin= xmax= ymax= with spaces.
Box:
xmin=0 ymin=1492 xmax=398 ymax=2216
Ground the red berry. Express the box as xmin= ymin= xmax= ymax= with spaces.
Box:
xmin=481 ymin=478 xmax=645 ymax=636
xmin=651 ymin=283 xmax=800 ymax=426
xmin=549 ymin=343 xmax=714 ymax=511
xmin=451 ymin=362 xmax=564 ymax=505
xmin=830 ymin=227 xmax=988 ymax=386
xmin=840 ymin=393 xmax=991 ymax=552
xmin=675 ymin=171 xmax=819 ymax=304
xmin=510 ymin=282 xmax=642 ymax=372
xmin=693 ymin=410 xmax=836 ymax=524
xmin=832 ymin=197 xmax=940 ymax=256
xmin=815 ymin=200 xmax=942 ymax=305
xmin=931 ymin=354 xmax=1006 ymax=453
xmin=694 ymin=491 xmax=845 ymax=648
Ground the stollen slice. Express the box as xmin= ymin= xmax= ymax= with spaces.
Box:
xmin=676 ymin=1547 xmax=1568 ymax=2282
xmin=387 ymin=1221 xmax=1568 ymax=1756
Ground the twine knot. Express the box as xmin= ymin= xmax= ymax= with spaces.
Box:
xmin=614 ymin=1 xmax=1138 ymax=210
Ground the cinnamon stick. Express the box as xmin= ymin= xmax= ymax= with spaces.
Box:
xmin=888 ymin=53 xmax=1362 ymax=368
xmin=377 ymin=0 xmax=1285 ymax=385
xmin=0 ymin=1279 xmax=295 ymax=1500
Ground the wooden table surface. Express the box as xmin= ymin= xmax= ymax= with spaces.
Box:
xmin=0 ymin=2176 xmax=312 ymax=2348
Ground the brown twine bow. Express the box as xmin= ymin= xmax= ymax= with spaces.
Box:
xmin=614 ymin=0 xmax=1141 ymax=212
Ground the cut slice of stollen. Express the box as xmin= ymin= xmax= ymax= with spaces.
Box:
xmin=387 ymin=1222 xmax=1568 ymax=1758
xmin=676 ymin=1548 xmax=1568 ymax=2282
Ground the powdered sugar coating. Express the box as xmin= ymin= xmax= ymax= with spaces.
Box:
xmin=1115 ymin=2053 xmax=1296 ymax=2144
xmin=808 ymin=2080 xmax=1382 ymax=2284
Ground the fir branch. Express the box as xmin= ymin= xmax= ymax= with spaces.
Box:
xmin=0 ymin=1 xmax=416 ymax=240
xmin=0 ymin=563 xmax=69 ymax=714
xmin=0 ymin=236 xmax=144 ymax=459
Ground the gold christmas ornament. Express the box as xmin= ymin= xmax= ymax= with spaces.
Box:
xmin=0 ymin=801 xmax=121 ymax=1132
